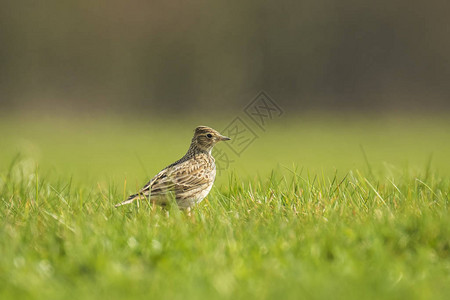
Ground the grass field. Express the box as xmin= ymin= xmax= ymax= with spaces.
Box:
xmin=0 ymin=114 xmax=449 ymax=299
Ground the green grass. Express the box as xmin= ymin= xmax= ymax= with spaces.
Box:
xmin=0 ymin=114 xmax=449 ymax=299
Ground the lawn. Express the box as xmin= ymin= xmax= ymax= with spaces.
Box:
xmin=0 ymin=113 xmax=449 ymax=299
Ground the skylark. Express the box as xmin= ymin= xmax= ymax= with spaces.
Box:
xmin=115 ymin=126 xmax=230 ymax=209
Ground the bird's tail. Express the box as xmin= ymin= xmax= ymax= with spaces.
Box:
xmin=114 ymin=193 xmax=143 ymax=208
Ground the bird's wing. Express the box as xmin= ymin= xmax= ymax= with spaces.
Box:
xmin=115 ymin=157 xmax=214 ymax=207
xmin=140 ymin=158 xmax=213 ymax=192
xmin=142 ymin=159 xmax=214 ymax=197
xmin=114 ymin=168 xmax=170 ymax=207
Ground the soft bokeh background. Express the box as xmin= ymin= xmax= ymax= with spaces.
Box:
xmin=1 ymin=0 xmax=450 ymax=183
xmin=1 ymin=0 xmax=450 ymax=114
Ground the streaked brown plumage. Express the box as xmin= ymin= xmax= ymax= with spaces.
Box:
xmin=115 ymin=126 xmax=230 ymax=209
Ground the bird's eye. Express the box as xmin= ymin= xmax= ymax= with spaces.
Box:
xmin=206 ymin=134 xmax=212 ymax=138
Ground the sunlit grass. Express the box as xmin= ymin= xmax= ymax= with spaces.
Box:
xmin=0 ymin=114 xmax=449 ymax=299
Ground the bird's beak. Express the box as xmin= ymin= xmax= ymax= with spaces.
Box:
xmin=220 ymin=135 xmax=231 ymax=141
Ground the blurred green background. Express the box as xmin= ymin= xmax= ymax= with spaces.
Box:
xmin=1 ymin=0 xmax=450 ymax=179
xmin=1 ymin=114 xmax=450 ymax=188
xmin=1 ymin=0 xmax=450 ymax=189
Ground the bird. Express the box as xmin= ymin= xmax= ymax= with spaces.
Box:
xmin=115 ymin=126 xmax=230 ymax=210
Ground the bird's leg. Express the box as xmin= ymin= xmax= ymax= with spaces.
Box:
xmin=185 ymin=207 xmax=196 ymax=222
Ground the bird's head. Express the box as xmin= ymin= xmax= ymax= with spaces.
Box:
xmin=192 ymin=126 xmax=230 ymax=153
